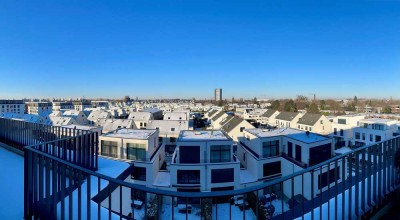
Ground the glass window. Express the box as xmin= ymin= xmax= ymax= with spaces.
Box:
xmin=127 ymin=143 xmax=146 ymax=161
xmin=376 ymin=135 xmax=381 ymax=142
xmin=131 ymin=167 xmax=146 ymax=181
xmin=179 ymin=146 xmax=200 ymax=163
xmin=210 ymin=145 xmax=231 ymax=163
xmin=177 ymin=170 xmax=200 ymax=184
xmin=362 ymin=133 xmax=365 ymax=140
xmin=287 ymin=142 xmax=293 ymax=158
xmin=211 ymin=168 xmax=234 ymax=183
xmin=355 ymin=132 xmax=360 ymax=140
xmin=340 ymin=129 xmax=343 ymax=136
xmin=370 ymin=134 xmax=373 ymax=142
xmin=101 ymin=140 xmax=118 ymax=158
xmin=263 ymin=161 xmax=281 ymax=177
xmin=334 ymin=128 xmax=337 ymax=135
xmin=262 ymin=140 xmax=280 ymax=158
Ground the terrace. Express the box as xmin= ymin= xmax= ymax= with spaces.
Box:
xmin=0 ymin=118 xmax=399 ymax=219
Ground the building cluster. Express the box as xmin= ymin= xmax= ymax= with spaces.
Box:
xmin=1 ymin=95 xmax=400 ymax=217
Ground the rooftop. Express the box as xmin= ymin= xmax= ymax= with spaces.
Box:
xmin=103 ymin=128 xmax=157 ymax=139
xmin=360 ymin=118 xmax=396 ymax=124
xmin=178 ymin=130 xmax=230 ymax=141
xmin=246 ymin=128 xmax=330 ymax=143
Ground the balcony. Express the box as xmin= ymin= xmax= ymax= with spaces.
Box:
xmin=1 ymin=118 xmax=400 ymax=219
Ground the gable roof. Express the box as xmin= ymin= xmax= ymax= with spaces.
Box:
xmin=222 ymin=117 xmax=247 ymax=133
xmin=208 ymin=109 xmax=218 ymax=118
xmin=219 ymin=115 xmax=234 ymax=126
xmin=275 ymin=112 xmax=300 ymax=121
xmin=262 ymin=109 xmax=278 ymax=118
xmin=297 ymin=113 xmax=323 ymax=126
xmin=211 ymin=111 xmax=225 ymax=121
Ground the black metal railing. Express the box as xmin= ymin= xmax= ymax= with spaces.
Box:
xmin=22 ymin=131 xmax=400 ymax=219
xmin=0 ymin=118 xmax=98 ymax=170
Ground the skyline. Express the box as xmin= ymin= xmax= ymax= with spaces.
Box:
xmin=0 ymin=1 xmax=400 ymax=99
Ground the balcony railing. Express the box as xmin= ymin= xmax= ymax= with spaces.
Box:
xmin=18 ymin=120 xmax=400 ymax=219
xmin=0 ymin=118 xmax=98 ymax=170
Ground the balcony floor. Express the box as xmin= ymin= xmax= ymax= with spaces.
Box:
xmin=0 ymin=146 xmax=24 ymax=219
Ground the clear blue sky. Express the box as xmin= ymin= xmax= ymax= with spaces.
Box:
xmin=0 ymin=1 xmax=399 ymax=100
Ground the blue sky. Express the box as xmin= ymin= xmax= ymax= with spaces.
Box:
xmin=0 ymin=1 xmax=399 ymax=100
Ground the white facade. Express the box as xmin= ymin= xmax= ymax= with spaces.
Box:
xmin=330 ymin=114 xmax=366 ymax=148
xmin=26 ymin=102 xmax=52 ymax=116
xmin=169 ymin=130 xmax=241 ymax=192
xmin=352 ymin=118 xmax=398 ymax=147
xmin=237 ymin=128 xmax=344 ymax=200
xmin=0 ymin=100 xmax=25 ymax=114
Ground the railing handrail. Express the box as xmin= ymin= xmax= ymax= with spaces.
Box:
xmin=25 ymin=135 xmax=400 ymax=199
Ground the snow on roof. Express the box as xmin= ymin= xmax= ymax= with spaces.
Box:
xmin=179 ymin=130 xmax=230 ymax=141
xmin=153 ymin=172 xmax=171 ymax=187
xmin=103 ymin=128 xmax=156 ymax=139
xmin=61 ymin=124 xmax=100 ymax=131
xmin=335 ymin=147 xmax=353 ymax=155
xmin=240 ymin=169 xmax=257 ymax=184
xmin=246 ymin=128 xmax=330 ymax=143
xmin=360 ymin=118 xmax=396 ymax=124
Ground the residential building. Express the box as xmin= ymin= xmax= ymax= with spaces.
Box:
xmin=146 ymin=120 xmax=189 ymax=154
xmin=237 ymin=128 xmax=344 ymax=200
xmin=275 ymin=112 xmax=303 ymax=129
xmin=98 ymin=119 xmax=136 ymax=133
xmin=330 ymin=114 xmax=366 ymax=148
xmin=352 ymin=118 xmax=399 ymax=147
xmin=91 ymin=100 xmax=109 ymax=109
xmin=169 ymin=130 xmax=240 ymax=192
xmin=0 ymin=100 xmax=25 ymax=114
xmin=26 ymin=102 xmax=52 ymax=116
xmin=220 ymin=116 xmax=254 ymax=142
xmin=52 ymin=101 xmax=74 ymax=111
xmin=87 ymin=111 xmax=112 ymax=125
xmin=72 ymin=100 xmax=92 ymax=111
xmin=296 ymin=113 xmax=332 ymax=135
xmin=62 ymin=110 xmax=89 ymax=125
xmin=260 ymin=109 xmax=280 ymax=126
xmin=99 ymin=128 xmax=162 ymax=188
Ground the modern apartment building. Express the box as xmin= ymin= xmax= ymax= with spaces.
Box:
xmin=237 ymin=128 xmax=344 ymax=200
xmin=99 ymin=128 xmax=162 ymax=187
xmin=352 ymin=118 xmax=399 ymax=147
xmin=169 ymin=130 xmax=240 ymax=192
xmin=52 ymin=101 xmax=74 ymax=111
xmin=0 ymin=100 xmax=25 ymax=114
xmin=26 ymin=101 xmax=52 ymax=116
xmin=330 ymin=114 xmax=366 ymax=148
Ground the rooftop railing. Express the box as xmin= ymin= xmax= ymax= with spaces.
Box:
xmin=0 ymin=118 xmax=98 ymax=170
xmin=10 ymin=117 xmax=400 ymax=219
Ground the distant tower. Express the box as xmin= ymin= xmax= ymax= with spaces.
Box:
xmin=215 ymin=88 xmax=222 ymax=102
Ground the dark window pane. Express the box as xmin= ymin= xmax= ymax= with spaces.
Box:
xmin=263 ymin=161 xmax=281 ymax=177
xmin=211 ymin=168 xmax=234 ymax=183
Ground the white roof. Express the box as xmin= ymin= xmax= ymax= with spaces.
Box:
xmin=179 ymin=130 xmax=230 ymax=141
xmin=103 ymin=128 xmax=156 ymax=139
xmin=335 ymin=147 xmax=352 ymax=155
xmin=360 ymin=118 xmax=396 ymax=124
xmin=246 ymin=128 xmax=330 ymax=143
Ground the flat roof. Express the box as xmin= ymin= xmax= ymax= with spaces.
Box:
xmin=360 ymin=118 xmax=396 ymax=123
xmin=62 ymin=125 xmax=99 ymax=131
xmin=103 ymin=128 xmax=157 ymax=140
xmin=246 ymin=128 xmax=330 ymax=143
xmin=178 ymin=130 xmax=230 ymax=141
